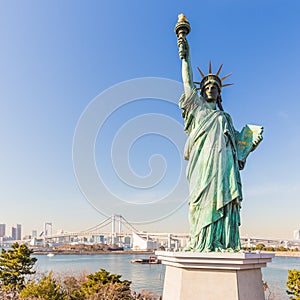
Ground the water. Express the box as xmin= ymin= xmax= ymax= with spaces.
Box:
xmin=34 ymin=254 xmax=165 ymax=295
xmin=32 ymin=254 xmax=300 ymax=298
xmin=262 ymin=256 xmax=300 ymax=299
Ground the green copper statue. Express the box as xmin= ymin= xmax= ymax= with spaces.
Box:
xmin=175 ymin=14 xmax=263 ymax=252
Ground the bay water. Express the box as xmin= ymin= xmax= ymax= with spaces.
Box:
xmin=33 ymin=253 xmax=300 ymax=298
xmin=34 ymin=253 xmax=165 ymax=296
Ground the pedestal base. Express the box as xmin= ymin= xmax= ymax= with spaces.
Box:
xmin=155 ymin=251 xmax=274 ymax=300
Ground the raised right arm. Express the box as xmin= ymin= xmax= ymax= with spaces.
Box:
xmin=178 ymin=36 xmax=195 ymax=99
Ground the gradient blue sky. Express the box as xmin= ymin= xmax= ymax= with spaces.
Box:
xmin=1 ymin=1 xmax=300 ymax=239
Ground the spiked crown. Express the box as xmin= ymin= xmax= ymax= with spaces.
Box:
xmin=194 ymin=61 xmax=233 ymax=93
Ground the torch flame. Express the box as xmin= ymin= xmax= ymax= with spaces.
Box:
xmin=178 ymin=14 xmax=188 ymax=23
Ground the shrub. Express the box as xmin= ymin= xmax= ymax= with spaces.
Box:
xmin=265 ymin=246 xmax=275 ymax=252
xmin=286 ymin=269 xmax=300 ymax=299
xmin=62 ymin=275 xmax=85 ymax=300
xmin=19 ymin=271 xmax=64 ymax=300
xmin=255 ymin=243 xmax=265 ymax=251
xmin=81 ymin=269 xmax=132 ymax=299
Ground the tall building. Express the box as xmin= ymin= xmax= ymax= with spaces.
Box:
xmin=293 ymin=230 xmax=300 ymax=240
xmin=16 ymin=224 xmax=21 ymax=240
xmin=12 ymin=224 xmax=22 ymax=240
xmin=12 ymin=226 xmax=16 ymax=240
xmin=0 ymin=224 xmax=5 ymax=237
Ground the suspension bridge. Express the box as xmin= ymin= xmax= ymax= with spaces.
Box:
xmin=38 ymin=215 xmax=190 ymax=250
xmin=35 ymin=215 xmax=300 ymax=250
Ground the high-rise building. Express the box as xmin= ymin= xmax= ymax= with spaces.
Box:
xmin=12 ymin=224 xmax=22 ymax=240
xmin=32 ymin=230 xmax=37 ymax=238
xmin=0 ymin=224 xmax=5 ymax=237
xmin=12 ymin=226 xmax=16 ymax=240
xmin=16 ymin=224 xmax=21 ymax=240
xmin=293 ymin=230 xmax=300 ymax=240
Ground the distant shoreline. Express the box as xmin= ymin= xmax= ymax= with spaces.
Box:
xmin=273 ymin=251 xmax=300 ymax=257
xmin=250 ymin=250 xmax=300 ymax=257
xmin=33 ymin=250 xmax=155 ymax=255
xmin=33 ymin=250 xmax=300 ymax=257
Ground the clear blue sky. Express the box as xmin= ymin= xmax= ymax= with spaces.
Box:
xmin=1 ymin=0 xmax=299 ymax=239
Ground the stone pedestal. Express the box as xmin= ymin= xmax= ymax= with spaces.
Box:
xmin=155 ymin=251 xmax=274 ymax=300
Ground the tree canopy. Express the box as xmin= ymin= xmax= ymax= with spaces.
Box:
xmin=0 ymin=242 xmax=37 ymax=292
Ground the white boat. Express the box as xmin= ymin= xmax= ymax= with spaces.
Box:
xmin=47 ymin=253 xmax=55 ymax=257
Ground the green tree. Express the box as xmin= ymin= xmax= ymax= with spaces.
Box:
xmin=278 ymin=245 xmax=287 ymax=252
xmin=19 ymin=271 xmax=64 ymax=300
xmin=81 ymin=269 xmax=132 ymax=300
xmin=286 ymin=269 xmax=300 ymax=299
xmin=265 ymin=246 xmax=275 ymax=252
xmin=255 ymin=243 xmax=265 ymax=251
xmin=0 ymin=242 xmax=37 ymax=293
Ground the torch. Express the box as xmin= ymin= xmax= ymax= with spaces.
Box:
xmin=174 ymin=14 xmax=191 ymax=60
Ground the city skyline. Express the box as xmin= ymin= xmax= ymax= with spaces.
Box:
xmin=1 ymin=217 xmax=300 ymax=242
xmin=0 ymin=223 xmax=22 ymax=240
xmin=1 ymin=1 xmax=300 ymax=239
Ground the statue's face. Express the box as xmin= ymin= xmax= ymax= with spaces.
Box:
xmin=204 ymin=83 xmax=219 ymax=102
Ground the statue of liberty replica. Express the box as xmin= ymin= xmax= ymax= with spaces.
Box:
xmin=175 ymin=14 xmax=263 ymax=252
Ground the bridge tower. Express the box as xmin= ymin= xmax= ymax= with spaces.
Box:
xmin=111 ymin=214 xmax=115 ymax=243
xmin=44 ymin=222 xmax=53 ymax=237
xmin=43 ymin=222 xmax=53 ymax=246
xmin=111 ymin=214 xmax=122 ymax=245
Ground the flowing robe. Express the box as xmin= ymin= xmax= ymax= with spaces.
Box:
xmin=180 ymin=89 xmax=242 ymax=252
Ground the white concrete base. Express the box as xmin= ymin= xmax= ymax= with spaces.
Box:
xmin=155 ymin=251 xmax=274 ymax=300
